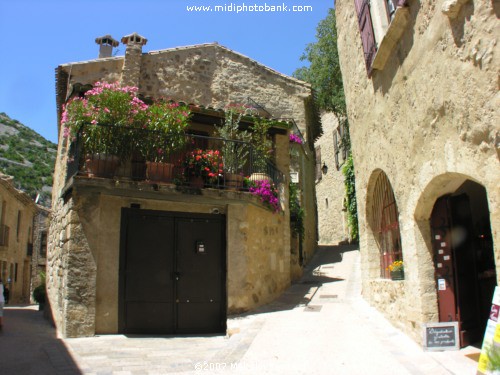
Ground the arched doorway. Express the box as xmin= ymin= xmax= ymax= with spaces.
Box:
xmin=430 ymin=180 xmax=496 ymax=347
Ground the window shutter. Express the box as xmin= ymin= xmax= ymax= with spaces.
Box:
xmin=333 ymin=131 xmax=340 ymax=170
xmin=315 ymin=146 xmax=322 ymax=182
xmin=355 ymin=0 xmax=377 ymax=74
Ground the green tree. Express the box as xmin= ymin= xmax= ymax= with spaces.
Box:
xmin=294 ymin=8 xmax=359 ymax=242
xmin=293 ymin=8 xmax=346 ymax=118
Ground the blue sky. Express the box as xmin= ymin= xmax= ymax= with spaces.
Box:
xmin=0 ymin=0 xmax=332 ymax=143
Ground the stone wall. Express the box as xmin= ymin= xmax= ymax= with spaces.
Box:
xmin=315 ymin=112 xmax=349 ymax=245
xmin=30 ymin=207 xmax=49 ymax=303
xmin=335 ymin=0 xmax=499 ymax=343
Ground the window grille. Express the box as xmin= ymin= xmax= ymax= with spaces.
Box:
xmin=371 ymin=172 xmax=403 ymax=278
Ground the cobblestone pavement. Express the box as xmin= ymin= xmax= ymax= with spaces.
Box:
xmin=1 ymin=245 xmax=480 ymax=374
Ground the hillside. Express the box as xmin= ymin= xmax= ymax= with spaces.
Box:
xmin=0 ymin=112 xmax=56 ymax=207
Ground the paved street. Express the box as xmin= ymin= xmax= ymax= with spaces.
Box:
xmin=1 ymin=245 xmax=480 ymax=374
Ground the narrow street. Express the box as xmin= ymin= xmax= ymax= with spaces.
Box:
xmin=1 ymin=245 xmax=479 ymax=374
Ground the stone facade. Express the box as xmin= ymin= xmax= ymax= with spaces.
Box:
xmin=336 ymin=0 xmax=499 ymax=344
xmin=49 ymin=36 xmax=319 ymax=337
xmin=30 ymin=206 xmax=49 ymax=303
xmin=315 ymin=112 xmax=350 ymax=245
xmin=0 ymin=174 xmax=38 ymax=304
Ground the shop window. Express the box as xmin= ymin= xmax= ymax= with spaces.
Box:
xmin=370 ymin=171 xmax=403 ymax=278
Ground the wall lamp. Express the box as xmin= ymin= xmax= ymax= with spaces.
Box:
xmin=322 ymin=163 xmax=328 ymax=175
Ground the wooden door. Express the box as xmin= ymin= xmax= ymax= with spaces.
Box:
xmin=120 ymin=209 xmax=226 ymax=334
xmin=431 ymin=194 xmax=482 ymax=346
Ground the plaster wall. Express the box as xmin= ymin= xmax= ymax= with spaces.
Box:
xmin=0 ymin=179 xmax=37 ymax=304
xmin=48 ymin=182 xmax=289 ymax=336
xmin=336 ymin=0 xmax=499 ymax=343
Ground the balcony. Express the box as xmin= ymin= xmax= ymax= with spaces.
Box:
xmin=67 ymin=124 xmax=284 ymax=192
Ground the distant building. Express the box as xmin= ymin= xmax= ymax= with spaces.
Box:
xmin=0 ymin=173 xmax=38 ymax=304
xmin=335 ymin=0 xmax=499 ymax=347
xmin=30 ymin=205 xmax=49 ymax=302
xmin=315 ymin=112 xmax=350 ymax=245
xmin=48 ymin=34 xmax=321 ymax=337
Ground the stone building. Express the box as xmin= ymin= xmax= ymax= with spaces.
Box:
xmin=48 ymin=34 xmax=320 ymax=337
xmin=315 ymin=112 xmax=350 ymax=245
xmin=335 ymin=0 xmax=499 ymax=347
xmin=0 ymin=173 xmax=38 ymax=304
xmin=30 ymin=205 xmax=49 ymax=302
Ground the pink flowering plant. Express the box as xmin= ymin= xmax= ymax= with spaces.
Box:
xmin=61 ymin=81 xmax=191 ymax=161
xmin=248 ymin=179 xmax=281 ymax=213
xmin=141 ymin=101 xmax=191 ymax=162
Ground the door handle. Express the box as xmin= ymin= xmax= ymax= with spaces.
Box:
xmin=174 ymin=272 xmax=181 ymax=281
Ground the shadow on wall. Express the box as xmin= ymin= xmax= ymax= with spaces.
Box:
xmin=494 ymin=0 xmax=500 ymax=17
xmin=0 ymin=306 xmax=81 ymax=374
xmin=372 ymin=1 xmax=421 ymax=95
xmin=450 ymin=1 xmax=475 ymax=48
xmin=231 ymin=244 xmax=359 ymax=317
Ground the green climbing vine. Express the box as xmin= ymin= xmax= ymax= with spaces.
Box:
xmin=342 ymin=154 xmax=359 ymax=242
xmin=289 ymin=182 xmax=304 ymax=237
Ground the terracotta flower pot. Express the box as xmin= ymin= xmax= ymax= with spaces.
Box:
xmin=249 ymin=172 xmax=271 ymax=182
xmin=189 ymin=176 xmax=204 ymax=188
xmin=85 ymin=154 xmax=120 ymax=178
xmin=146 ymin=162 xmax=174 ymax=183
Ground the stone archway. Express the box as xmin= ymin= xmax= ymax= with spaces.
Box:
xmin=415 ymin=173 xmax=496 ymax=347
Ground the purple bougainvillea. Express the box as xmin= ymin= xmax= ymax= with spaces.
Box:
xmin=249 ymin=179 xmax=281 ymax=213
xmin=289 ymin=133 xmax=303 ymax=145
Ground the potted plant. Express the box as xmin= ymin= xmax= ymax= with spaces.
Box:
xmin=214 ymin=107 xmax=252 ymax=189
xmin=141 ymin=101 xmax=191 ymax=182
xmin=184 ymin=149 xmax=223 ymax=188
xmin=62 ymin=81 xmax=150 ymax=177
xmin=33 ymin=272 xmax=46 ymax=311
xmin=387 ymin=260 xmax=404 ymax=280
xmin=62 ymin=82 xmax=192 ymax=181
xmin=249 ymin=117 xmax=274 ymax=180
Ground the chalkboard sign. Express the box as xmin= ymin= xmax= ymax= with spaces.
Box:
xmin=423 ymin=322 xmax=459 ymax=351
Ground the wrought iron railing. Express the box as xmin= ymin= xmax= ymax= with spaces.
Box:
xmin=66 ymin=124 xmax=284 ymax=191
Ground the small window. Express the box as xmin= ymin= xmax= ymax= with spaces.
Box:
xmin=40 ymin=232 xmax=48 ymax=257
xmin=16 ymin=210 xmax=21 ymax=242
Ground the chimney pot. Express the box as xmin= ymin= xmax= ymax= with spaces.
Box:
xmin=95 ymin=34 xmax=119 ymax=58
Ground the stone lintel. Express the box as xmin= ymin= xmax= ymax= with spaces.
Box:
xmin=372 ymin=7 xmax=410 ymax=71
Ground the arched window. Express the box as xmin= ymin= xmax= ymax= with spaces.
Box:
xmin=370 ymin=171 xmax=403 ymax=278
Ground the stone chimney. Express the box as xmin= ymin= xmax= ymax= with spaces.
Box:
xmin=95 ymin=35 xmax=119 ymax=58
xmin=120 ymin=32 xmax=147 ymax=88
